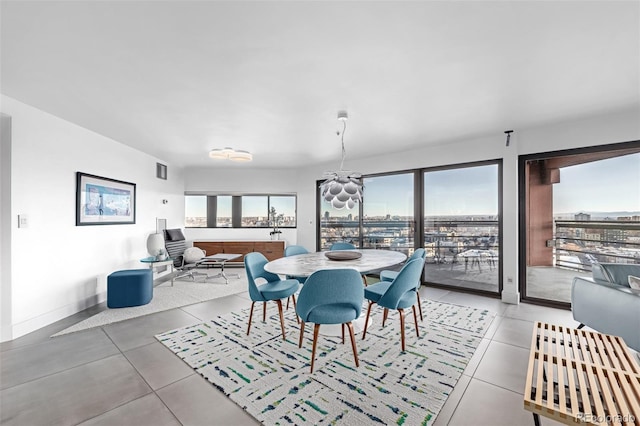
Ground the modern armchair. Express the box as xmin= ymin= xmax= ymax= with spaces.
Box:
xmin=245 ymin=252 xmax=300 ymax=340
xmin=572 ymin=263 xmax=640 ymax=351
xmin=379 ymin=248 xmax=426 ymax=320
xmin=330 ymin=242 xmax=356 ymax=250
xmin=163 ymin=228 xmax=208 ymax=281
xmin=362 ymin=257 xmax=426 ymax=352
xmin=296 ymin=268 xmax=364 ymax=373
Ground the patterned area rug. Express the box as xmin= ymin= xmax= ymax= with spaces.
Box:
xmin=156 ymin=299 xmax=495 ymax=425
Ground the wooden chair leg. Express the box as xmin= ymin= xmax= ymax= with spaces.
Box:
xmin=412 ymin=305 xmax=419 ymax=337
xmin=341 ymin=323 xmax=345 ymax=344
xmin=347 ymin=322 xmax=359 ymax=368
xmin=310 ymin=323 xmax=320 ymax=373
xmin=292 ymin=294 xmax=299 ymax=324
xmin=298 ymin=321 xmax=305 ymax=348
xmin=286 ymin=296 xmax=290 ymax=310
xmin=382 ymin=308 xmax=389 ymax=327
xmin=416 ymin=291 xmax=423 ymax=321
xmin=362 ymin=300 xmax=374 ymax=339
xmin=247 ymin=301 xmax=255 ymax=335
xmin=263 ymin=302 xmax=267 ymax=322
xmin=398 ymin=308 xmax=406 ymax=352
xmin=361 ymin=274 xmax=368 ymax=286
xmin=276 ymin=299 xmax=286 ymax=340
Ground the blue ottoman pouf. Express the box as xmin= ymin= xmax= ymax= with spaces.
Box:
xmin=107 ymin=269 xmax=153 ymax=308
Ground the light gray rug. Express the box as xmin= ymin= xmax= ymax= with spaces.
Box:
xmin=156 ymin=299 xmax=496 ymax=425
xmin=53 ymin=270 xmax=248 ymax=337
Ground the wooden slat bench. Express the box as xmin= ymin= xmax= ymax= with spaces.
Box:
xmin=524 ymin=322 xmax=640 ymax=425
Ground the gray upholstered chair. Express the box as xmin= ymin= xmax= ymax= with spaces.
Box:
xmin=571 ymin=263 xmax=640 ymax=351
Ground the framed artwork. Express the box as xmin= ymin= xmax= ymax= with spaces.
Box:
xmin=76 ymin=172 xmax=136 ymax=225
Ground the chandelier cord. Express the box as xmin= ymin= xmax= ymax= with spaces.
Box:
xmin=340 ymin=119 xmax=347 ymax=171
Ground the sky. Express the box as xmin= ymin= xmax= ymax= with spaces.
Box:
xmin=324 ymin=165 xmax=499 ymax=217
xmin=553 ymin=153 xmax=640 ymax=214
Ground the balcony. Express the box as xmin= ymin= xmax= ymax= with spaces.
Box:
xmin=554 ymin=220 xmax=640 ymax=270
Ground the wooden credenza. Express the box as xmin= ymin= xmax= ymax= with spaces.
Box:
xmin=192 ymin=241 xmax=285 ymax=263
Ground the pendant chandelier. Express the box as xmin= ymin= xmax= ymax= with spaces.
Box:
xmin=320 ymin=111 xmax=363 ymax=210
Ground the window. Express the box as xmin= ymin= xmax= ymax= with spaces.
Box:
xmin=521 ymin=145 xmax=640 ymax=306
xmin=318 ymin=171 xmax=416 ymax=253
xmin=241 ymin=196 xmax=269 ymax=227
xmin=317 ymin=161 xmax=502 ymax=296
xmin=185 ymin=195 xmax=207 ymax=227
xmin=423 ymin=162 xmax=501 ymax=295
xmin=362 ymin=173 xmax=414 ymax=256
xmin=185 ymin=194 xmax=297 ymax=229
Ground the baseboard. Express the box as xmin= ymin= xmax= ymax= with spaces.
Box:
xmin=501 ymin=289 xmax=520 ymax=305
xmin=8 ymin=292 xmax=106 ymax=341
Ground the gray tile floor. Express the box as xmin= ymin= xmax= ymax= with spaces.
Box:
xmin=0 ymin=287 xmax=624 ymax=426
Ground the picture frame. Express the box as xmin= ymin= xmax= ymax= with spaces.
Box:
xmin=76 ymin=172 xmax=136 ymax=225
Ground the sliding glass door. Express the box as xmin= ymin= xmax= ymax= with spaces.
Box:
xmin=361 ymin=173 xmax=415 ymax=256
xmin=318 ymin=172 xmax=415 ymax=252
xmin=520 ymin=143 xmax=640 ymax=306
xmin=423 ymin=161 xmax=502 ymax=294
xmin=317 ymin=162 xmax=502 ymax=296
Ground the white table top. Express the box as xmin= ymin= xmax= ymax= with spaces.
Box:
xmin=199 ymin=253 xmax=242 ymax=262
xmin=264 ymin=249 xmax=407 ymax=277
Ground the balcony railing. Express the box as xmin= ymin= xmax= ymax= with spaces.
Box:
xmin=553 ymin=220 xmax=640 ymax=272
xmin=320 ymin=218 xmax=500 ymax=259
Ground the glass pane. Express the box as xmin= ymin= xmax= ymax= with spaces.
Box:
xmin=319 ymin=192 xmax=360 ymax=250
xmin=526 ymin=152 xmax=640 ymax=303
xmin=185 ymin=195 xmax=207 ymax=227
xmin=423 ymin=164 xmax=500 ymax=293
xmin=269 ymin=196 xmax=296 ymax=227
xmin=241 ymin=196 xmax=269 ymax=227
xmin=216 ymin=196 xmax=232 ymax=227
xmin=362 ymin=173 xmax=414 ymax=257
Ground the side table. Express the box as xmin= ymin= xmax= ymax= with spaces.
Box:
xmin=197 ymin=253 xmax=242 ymax=284
xmin=524 ymin=321 xmax=639 ymax=425
xmin=140 ymin=256 xmax=175 ymax=286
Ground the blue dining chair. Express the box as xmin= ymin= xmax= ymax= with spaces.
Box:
xmin=379 ymin=248 xmax=426 ymax=321
xmin=362 ymin=257 xmax=426 ymax=352
xmin=284 ymin=245 xmax=309 ymax=284
xmin=296 ymin=268 xmax=364 ymax=373
xmin=330 ymin=242 xmax=356 ymax=250
xmin=284 ymin=244 xmax=309 ymax=309
xmin=245 ymin=252 xmax=300 ymax=340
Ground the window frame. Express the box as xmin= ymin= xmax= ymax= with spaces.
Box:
xmin=185 ymin=193 xmax=297 ymax=229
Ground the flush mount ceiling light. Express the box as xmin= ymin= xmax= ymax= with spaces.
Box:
xmin=320 ymin=111 xmax=363 ymax=210
xmin=209 ymin=147 xmax=253 ymax=162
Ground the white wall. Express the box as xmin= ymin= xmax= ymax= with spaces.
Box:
xmin=1 ymin=95 xmax=186 ymax=341
xmin=183 ymin=108 xmax=638 ymax=305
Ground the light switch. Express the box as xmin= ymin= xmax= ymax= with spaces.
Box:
xmin=18 ymin=214 xmax=28 ymax=228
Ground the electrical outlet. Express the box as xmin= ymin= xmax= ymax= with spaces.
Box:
xmin=18 ymin=214 xmax=28 ymax=228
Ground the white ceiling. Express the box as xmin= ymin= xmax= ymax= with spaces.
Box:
xmin=2 ymin=1 xmax=639 ymax=169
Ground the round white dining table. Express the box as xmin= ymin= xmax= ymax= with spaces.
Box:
xmin=264 ymin=249 xmax=407 ymax=277
xmin=264 ymin=249 xmax=407 ymax=336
